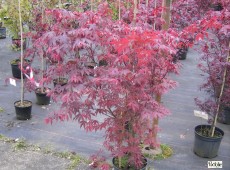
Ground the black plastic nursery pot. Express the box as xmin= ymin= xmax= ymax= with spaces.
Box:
xmin=35 ymin=87 xmax=51 ymax=105
xmin=86 ymin=62 xmax=97 ymax=69
xmin=0 ymin=27 xmax=6 ymax=39
xmin=112 ymin=156 xmax=147 ymax=170
xmin=53 ymin=78 xmax=68 ymax=87
xmin=218 ymin=107 xmax=230 ymax=125
xmin=193 ymin=125 xmax=224 ymax=158
xmin=172 ymin=47 xmax=188 ymax=63
xmin=85 ymin=62 xmax=97 ymax=76
xmin=14 ymin=100 xmax=32 ymax=120
xmin=10 ymin=59 xmax=31 ymax=79
xmin=178 ymin=47 xmax=188 ymax=60
xmin=12 ymin=38 xmax=26 ymax=50
xmin=212 ymin=3 xmax=223 ymax=11
xmin=99 ymin=59 xmax=108 ymax=67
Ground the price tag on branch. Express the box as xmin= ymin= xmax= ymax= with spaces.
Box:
xmin=194 ymin=110 xmax=208 ymax=120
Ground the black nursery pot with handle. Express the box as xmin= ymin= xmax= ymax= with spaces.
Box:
xmin=193 ymin=125 xmax=224 ymax=158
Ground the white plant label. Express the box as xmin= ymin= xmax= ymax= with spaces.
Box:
xmin=9 ymin=78 xmax=16 ymax=86
xmin=208 ymin=161 xmax=222 ymax=168
xmin=25 ymin=68 xmax=39 ymax=87
xmin=30 ymin=68 xmax=33 ymax=78
xmin=194 ymin=110 xmax=208 ymax=120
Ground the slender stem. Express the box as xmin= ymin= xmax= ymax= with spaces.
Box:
xmin=118 ymin=0 xmax=121 ymax=20
xmin=186 ymin=0 xmax=188 ymax=10
xmin=91 ymin=0 xmax=93 ymax=11
xmin=59 ymin=0 xmax=61 ymax=8
xmin=151 ymin=0 xmax=171 ymax=147
xmin=161 ymin=0 xmax=171 ymax=30
xmin=18 ymin=0 xmax=24 ymax=104
xmin=153 ymin=0 xmax=157 ymax=30
xmin=118 ymin=156 xmax=121 ymax=168
xmin=41 ymin=0 xmax=44 ymax=92
xmin=211 ymin=42 xmax=230 ymax=137
xmin=133 ymin=0 xmax=137 ymax=24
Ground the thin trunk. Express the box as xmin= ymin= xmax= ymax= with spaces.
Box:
xmin=133 ymin=0 xmax=137 ymax=24
xmin=18 ymin=0 xmax=24 ymax=104
xmin=152 ymin=0 xmax=171 ymax=146
xmin=41 ymin=0 xmax=44 ymax=92
xmin=211 ymin=43 xmax=230 ymax=137
xmin=161 ymin=0 xmax=171 ymax=30
xmin=59 ymin=0 xmax=61 ymax=8
xmin=152 ymin=93 xmax=161 ymax=143
xmin=153 ymin=0 xmax=157 ymax=30
xmin=146 ymin=0 xmax=148 ymax=7
xmin=118 ymin=156 xmax=121 ymax=168
xmin=118 ymin=0 xmax=121 ymax=20
xmin=126 ymin=0 xmax=129 ymax=8
xmin=91 ymin=0 xmax=93 ymax=11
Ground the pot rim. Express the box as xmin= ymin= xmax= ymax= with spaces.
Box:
xmin=10 ymin=58 xmax=31 ymax=65
xmin=35 ymin=87 xmax=51 ymax=94
xmin=194 ymin=124 xmax=224 ymax=139
xmin=14 ymin=100 xmax=32 ymax=108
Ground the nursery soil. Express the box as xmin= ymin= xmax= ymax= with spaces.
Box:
xmin=14 ymin=101 xmax=32 ymax=108
xmin=35 ymin=87 xmax=50 ymax=94
xmin=196 ymin=127 xmax=223 ymax=138
xmin=53 ymin=78 xmax=68 ymax=86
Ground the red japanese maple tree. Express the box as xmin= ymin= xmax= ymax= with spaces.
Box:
xmin=195 ymin=8 xmax=230 ymax=130
xmin=27 ymin=1 xmax=182 ymax=169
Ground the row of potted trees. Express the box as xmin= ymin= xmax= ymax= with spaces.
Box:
xmin=0 ymin=0 xmax=32 ymax=49
xmin=170 ymin=0 xmax=229 ymax=159
xmin=2 ymin=0 xmax=229 ymax=169
xmin=194 ymin=6 xmax=230 ymax=158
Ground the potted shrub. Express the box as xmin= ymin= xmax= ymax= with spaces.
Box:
xmin=10 ymin=58 xmax=31 ymax=79
xmin=33 ymin=50 xmax=51 ymax=105
xmin=171 ymin=0 xmax=195 ymax=60
xmin=0 ymin=0 xmax=32 ymax=49
xmin=42 ymin=4 xmax=179 ymax=169
xmin=194 ymin=9 xmax=229 ymax=158
xmin=0 ymin=22 xmax=6 ymax=39
xmin=35 ymin=86 xmax=51 ymax=105
xmin=31 ymin=1 xmax=51 ymax=105
xmin=103 ymin=30 xmax=178 ymax=169
xmin=14 ymin=0 xmax=32 ymax=120
xmin=0 ymin=4 xmax=6 ymax=39
xmin=170 ymin=0 xmax=211 ymax=61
